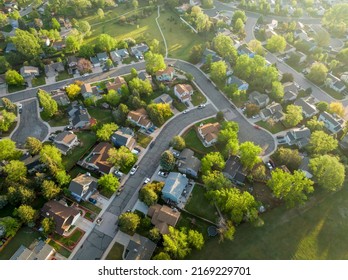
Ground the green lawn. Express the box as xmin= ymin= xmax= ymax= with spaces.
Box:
xmin=56 ymin=71 xmax=73 ymax=82
xmin=99 ymin=187 xmax=114 ymax=199
xmin=62 ymin=131 xmax=97 ymax=170
xmin=46 ymin=110 xmax=70 ymax=127
xmin=31 ymin=76 xmax=46 ymax=87
xmin=255 ymin=120 xmax=286 ymax=134
xmin=321 ymin=86 xmax=344 ymax=100
xmin=80 ymin=200 xmax=102 ymax=214
xmin=183 ymin=128 xmax=216 ymax=156
xmin=8 ymin=84 xmax=26 ymax=93
xmin=185 ymin=185 xmax=218 ymax=223
xmin=136 ymin=132 xmax=153 ymax=148
xmin=84 ymin=4 xmax=133 ymax=25
xmin=69 ymin=166 xmax=101 ymax=179
xmin=194 ymin=117 xmax=217 ymax=128
xmin=52 ymin=229 xmax=83 ymax=248
xmin=0 ymin=227 xmax=43 ymax=260
xmin=177 ymin=211 xmax=212 ymax=240
xmin=189 ymin=186 xmax=348 ymax=260
xmin=191 ymin=91 xmax=207 ymax=106
xmin=88 ymin=108 xmax=114 ymax=125
xmin=106 ymin=242 xmax=124 ymax=260
xmin=48 ymin=240 xmax=71 ymax=258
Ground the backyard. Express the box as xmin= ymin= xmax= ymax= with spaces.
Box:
xmin=88 ymin=107 xmax=114 ymax=125
xmin=106 ymin=242 xmax=124 ymax=260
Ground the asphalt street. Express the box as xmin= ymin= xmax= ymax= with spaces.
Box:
xmin=10 ymin=99 xmax=49 ymax=147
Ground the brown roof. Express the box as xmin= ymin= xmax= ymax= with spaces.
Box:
xmin=88 ymin=142 xmax=113 ymax=174
xmin=175 ymin=84 xmax=193 ymax=95
xmin=198 ymin=122 xmax=221 ymax=143
xmin=106 ymin=76 xmax=126 ymax=92
xmin=156 ymin=67 xmax=174 ymax=76
xmin=55 ymin=131 xmax=76 ymax=145
xmin=127 ymin=108 xmax=151 ymax=127
xmin=148 ymin=204 xmax=180 ymax=235
xmin=81 ymin=84 xmax=92 ymax=94
xmin=41 ymin=201 xmax=80 ymax=235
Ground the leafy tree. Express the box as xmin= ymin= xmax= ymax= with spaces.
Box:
xmin=118 ymin=212 xmax=140 ymax=233
xmin=7 ymin=185 xmax=35 ymax=205
xmin=55 ymin=170 xmax=71 ymax=186
xmin=217 ymin=219 xmax=236 ymax=242
xmin=212 ymin=34 xmax=238 ymax=64
xmin=145 ymin=52 xmax=166 ymax=75
xmin=308 ymin=62 xmax=328 ymax=84
xmin=95 ymin=34 xmax=117 ymax=52
xmin=281 ymin=73 xmax=294 ymax=83
xmin=153 ymin=252 xmax=171 ymax=260
xmin=0 ymin=12 xmax=8 ymax=28
xmin=114 ymin=103 xmax=129 ymax=125
xmin=160 ymin=150 xmax=175 ymax=171
xmin=39 ymin=145 xmax=64 ymax=173
xmin=14 ymin=205 xmax=38 ymax=225
xmin=267 ymin=35 xmax=286 ymax=53
xmin=5 ymin=70 xmax=24 ymax=86
xmin=77 ymin=58 xmax=92 ymax=74
xmin=130 ymin=68 xmax=138 ymax=79
xmin=132 ymin=0 xmax=138 ymax=8
xmin=329 ymin=102 xmax=345 ymax=117
xmin=202 ymin=171 xmax=232 ymax=190
xmin=98 ymin=173 xmax=120 ymax=193
xmin=97 ymin=8 xmax=104 ymax=19
xmin=268 ymin=169 xmax=314 ymax=207
xmin=284 ymin=105 xmax=303 ymax=127
xmin=196 ymin=13 xmax=212 ymax=33
xmin=76 ymin=20 xmax=91 ymax=37
xmin=0 ymin=57 xmax=10 ymax=74
xmin=309 ymin=155 xmax=345 ymax=191
xmin=202 ymin=0 xmax=213 ymax=8
xmin=66 ymin=35 xmax=82 ymax=53
xmin=210 ymin=61 xmax=227 ymax=84
xmin=139 ymin=185 xmax=158 ymax=206
xmin=41 ymin=217 xmax=55 ymax=235
xmin=128 ymin=77 xmax=153 ymax=97
xmin=41 ymin=180 xmax=61 ymax=200
xmin=107 ymin=146 xmax=137 ymax=170
xmin=149 ymin=39 xmax=161 ymax=54
xmin=216 ymin=111 xmax=225 ymax=123
xmin=25 ymin=137 xmax=42 ymax=155
xmin=245 ymin=103 xmax=260 ymax=118
xmin=231 ymin=10 xmax=247 ymax=25
xmin=79 ymin=45 xmax=95 ymax=59
xmin=272 ymin=147 xmax=302 ymax=171
xmin=105 ymin=58 xmax=113 ymax=69
xmin=306 ymin=116 xmax=324 ymax=132
xmin=170 ymin=136 xmax=185 ymax=151
xmin=0 ymin=195 xmax=8 ymax=210
xmin=12 ymin=29 xmax=42 ymax=59
xmin=51 ymin=17 xmax=60 ymax=30
xmin=0 ymin=139 xmax=20 ymax=161
xmin=3 ymin=160 xmax=27 ymax=183
xmin=0 ymin=217 xmax=20 ymax=238
xmin=248 ymin=39 xmax=264 ymax=56
xmin=239 ymin=142 xmax=262 ymax=170
xmin=201 ymin=152 xmax=225 ymax=175
xmin=149 ymin=227 xmax=161 ymax=243
xmin=337 ymin=48 xmax=348 ymax=65
xmin=37 ymin=89 xmax=58 ymax=118
xmin=105 ymin=89 xmax=120 ymax=107
xmin=0 ymin=110 xmax=16 ymax=132
xmin=252 ymin=165 xmax=267 ymax=181
xmin=96 ymin=123 xmax=118 ymax=141
xmin=1 ymin=98 xmax=15 ymax=111
xmin=322 ymin=3 xmax=348 ymax=37
xmin=147 ymin=103 xmax=172 ymax=126
xmin=316 ymin=101 xmax=328 ymax=112
xmin=66 ymin=84 xmax=81 ymax=99
xmin=270 ymin=81 xmax=284 ymax=102
xmin=233 ymin=18 xmax=244 ymax=34
xmin=189 ymin=44 xmax=204 ymax=64
xmin=188 ymin=229 xmax=204 ymax=250
xmin=309 ymin=131 xmax=338 ymax=155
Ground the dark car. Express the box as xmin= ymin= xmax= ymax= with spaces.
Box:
xmin=88 ymin=198 xmax=97 ymax=204
xmin=65 ymin=125 xmax=73 ymax=131
xmin=149 ymin=141 xmax=155 ymax=149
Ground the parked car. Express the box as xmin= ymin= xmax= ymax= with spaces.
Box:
xmin=65 ymin=125 xmax=73 ymax=131
xmin=158 ymin=171 xmax=169 ymax=178
xmin=198 ymin=103 xmax=206 ymax=109
xmin=143 ymin=177 xmax=151 ymax=184
xmin=88 ymin=197 xmax=97 ymax=204
xmin=172 ymin=151 xmax=180 ymax=158
xmin=130 ymin=165 xmax=138 ymax=175
xmin=183 ymin=109 xmax=189 ymax=114
xmin=149 ymin=141 xmax=155 ymax=149
xmin=114 ymin=170 xmax=124 ymax=178
xmin=131 ymin=149 xmax=140 ymax=155
xmin=96 ymin=217 xmax=103 ymax=225
xmin=266 ymin=162 xmax=273 ymax=170
xmin=269 ymin=159 xmax=276 ymax=168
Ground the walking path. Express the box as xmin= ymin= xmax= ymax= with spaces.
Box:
xmin=155 ymin=6 xmax=168 ymax=58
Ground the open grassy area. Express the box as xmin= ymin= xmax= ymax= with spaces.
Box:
xmin=136 ymin=132 xmax=153 ymax=148
xmin=88 ymin=108 xmax=114 ymax=125
xmin=0 ymin=227 xmax=43 ymax=260
xmin=321 ymin=86 xmax=345 ymax=100
xmin=8 ymin=84 xmax=26 ymax=93
xmin=62 ymin=131 xmax=97 ymax=170
xmin=255 ymin=120 xmax=286 ymax=134
xmin=80 ymin=200 xmax=102 ymax=214
xmin=177 ymin=211 xmax=212 ymax=240
xmin=48 ymin=240 xmax=71 ymax=258
xmin=52 ymin=229 xmax=83 ymax=248
xmin=189 ymin=186 xmax=348 ymax=260
xmin=31 ymin=76 xmax=46 ymax=87
xmin=185 ymin=185 xmax=218 ymax=223
xmin=183 ymin=128 xmax=216 ymax=156
xmin=99 ymin=187 xmax=114 ymax=199
xmin=191 ymin=91 xmax=207 ymax=106
xmin=56 ymin=71 xmax=73 ymax=82
xmin=106 ymin=242 xmax=124 ymax=260
xmin=47 ymin=110 xmax=70 ymax=127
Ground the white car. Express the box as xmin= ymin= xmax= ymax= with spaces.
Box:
xmin=17 ymin=103 xmax=23 ymax=110
xmin=198 ymin=103 xmax=206 ymax=109
xmin=266 ymin=162 xmax=273 ymax=170
xmin=183 ymin=109 xmax=189 ymax=114
xmin=130 ymin=165 xmax=138 ymax=175
xmin=143 ymin=177 xmax=151 ymax=184
xmin=114 ymin=170 xmax=124 ymax=178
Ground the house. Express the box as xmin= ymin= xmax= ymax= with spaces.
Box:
xmin=10 ymin=240 xmax=55 ymax=260
xmin=85 ymin=142 xmax=114 ymax=174
xmin=249 ymin=91 xmax=270 ymax=108
xmin=5 ymin=43 xmax=16 ymax=53
xmin=114 ymin=48 xmax=129 ymax=59
xmin=147 ymin=204 xmax=181 ymax=235
xmin=53 ymin=131 xmax=78 ymax=155
xmin=97 ymin=52 xmax=108 ymax=62
xmin=156 ymin=67 xmax=175 ymax=82
xmin=340 ymin=72 xmax=348 ymax=83
xmin=260 ymin=102 xmax=284 ymax=122
xmin=162 ymin=172 xmax=188 ymax=204
xmin=294 ymin=29 xmax=309 ymax=41
xmin=51 ymin=90 xmax=70 ymax=106
xmin=110 ymin=49 xmax=128 ymax=64
xmin=176 ymin=3 xmax=191 ymax=13
xmin=130 ymin=43 xmax=149 ymax=60
xmin=202 ymin=48 xmax=222 ymax=64
xmin=281 ymin=43 xmax=296 ymax=54
xmin=90 ymin=56 xmax=100 ymax=68
xmin=318 ymin=111 xmax=345 ymax=134
xmin=174 ymin=84 xmax=193 ymax=103
xmin=190 ymin=0 xmax=201 ymax=6
xmin=41 ymin=200 xmax=80 ymax=235
xmin=299 ymin=156 xmax=313 ymax=178
xmin=138 ymin=71 xmax=152 ymax=83
xmin=67 ymin=101 xmax=79 ymax=117
xmin=226 ymin=76 xmax=249 ymax=91
xmin=124 ymin=234 xmax=156 ymax=260
xmin=285 ymin=126 xmax=311 ymax=148
xmin=20 ymin=66 xmax=39 ymax=78
xmin=177 ymin=148 xmax=201 ymax=178
xmin=80 ymin=83 xmax=92 ymax=98
xmin=127 ymin=108 xmax=152 ymax=129
xmin=237 ymin=44 xmax=255 ymax=58
xmin=326 ymin=73 xmax=346 ymax=93
xmin=58 ymin=17 xmax=72 ymax=29
xmin=106 ymin=76 xmax=127 ymax=93
xmin=153 ymin=93 xmax=173 ymax=105
xmin=67 ymin=56 xmax=78 ymax=74
xmin=111 ymin=130 xmax=135 ymax=150
xmin=68 ymin=173 xmax=98 ymax=201
xmin=71 ymin=107 xmax=91 ymax=129
xmin=294 ymin=97 xmax=318 ymax=119
xmin=222 ymin=156 xmax=246 ymax=185
xmin=20 ymin=153 xmax=42 ymax=174
xmin=197 ymin=122 xmax=221 ymax=147
xmin=283 ymin=82 xmax=298 ymax=102
xmin=267 ymin=19 xmax=278 ymax=30
xmin=52 ymin=41 xmax=66 ymax=51
xmin=44 ymin=62 xmax=65 ymax=78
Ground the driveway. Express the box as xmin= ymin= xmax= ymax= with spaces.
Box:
xmin=11 ymin=99 xmax=49 ymax=147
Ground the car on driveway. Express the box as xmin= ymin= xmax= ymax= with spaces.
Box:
xmin=65 ymin=125 xmax=73 ymax=131
xmin=143 ymin=177 xmax=151 ymax=184
xmin=266 ymin=162 xmax=273 ymax=170
xmin=88 ymin=197 xmax=97 ymax=204
xmin=149 ymin=141 xmax=155 ymax=149
xmin=114 ymin=170 xmax=124 ymax=178
xmin=158 ymin=171 xmax=169 ymax=177
xmin=130 ymin=165 xmax=138 ymax=175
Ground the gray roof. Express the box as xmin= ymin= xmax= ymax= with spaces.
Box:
xmin=249 ymin=91 xmax=269 ymax=106
xmin=111 ymin=131 xmax=134 ymax=148
xmin=237 ymin=44 xmax=254 ymax=56
xmin=119 ymin=127 xmax=134 ymax=136
xmin=153 ymin=93 xmax=173 ymax=104
xmin=131 ymin=44 xmax=149 ymax=54
xmin=125 ymin=234 xmax=156 ymax=260
xmin=163 ymin=172 xmax=188 ymax=201
xmin=178 ymin=148 xmax=201 ymax=174
xmin=44 ymin=62 xmax=65 ymax=76
xmin=90 ymin=56 xmax=100 ymax=64
xmin=115 ymin=48 xmax=129 ymax=57
xmin=283 ymin=82 xmax=298 ymax=94
xmin=11 ymin=241 xmax=55 ymax=260
xmin=97 ymin=52 xmax=108 ymax=61
xmin=72 ymin=109 xmax=90 ymax=126
xmin=223 ymin=156 xmax=242 ymax=178
xmin=283 ymin=90 xmax=297 ymax=101
xmin=294 ymin=98 xmax=318 ymax=117
xmin=227 ymin=75 xmax=246 ymax=87
xmin=320 ymin=111 xmax=344 ymax=127
xmin=68 ymin=174 xmax=98 ymax=198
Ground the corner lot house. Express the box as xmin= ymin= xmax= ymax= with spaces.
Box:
xmin=197 ymin=122 xmax=221 ymax=147
xmin=41 ymin=200 xmax=80 ymax=235
xmin=127 ymin=108 xmax=152 ymax=129
xmin=53 ymin=131 xmax=78 ymax=155
xmin=68 ymin=173 xmax=98 ymax=201
xmin=162 ymin=172 xmax=188 ymax=204
xmin=124 ymin=234 xmax=156 ymax=260
xmin=156 ymin=67 xmax=175 ymax=82
xmin=85 ymin=142 xmax=114 ymax=174
xmin=318 ymin=111 xmax=345 ymax=134
xmin=10 ymin=241 xmax=55 ymax=260
xmin=177 ymin=148 xmax=201 ymax=178
xmin=147 ymin=204 xmax=181 ymax=234
xmin=174 ymin=84 xmax=193 ymax=103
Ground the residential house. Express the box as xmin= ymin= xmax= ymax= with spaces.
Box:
xmin=294 ymin=97 xmax=318 ymax=118
xmin=130 ymin=43 xmax=149 ymax=60
xmin=340 ymin=72 xmax=348 ymax=84
xmin=110 ymin=49 xmax=129 ymax=64
xmin=190 ymin=0 xmax=201 ymax=6
xmin=138 ymin=71 xmax=152 ymax=84
xmin=20 ymin=66 xmax=39 ymax=78
xmin=285 ymin=126 xmax=311 ymax=148
xmin=281 ymin=44 xmax=296 ymax=54
xmin=260 ymin=102 xmax=284 ymax=122
xmin=71 ymin=106 xmax=91 ymax=129
xmin=80 ymin=83 xmax=102 ymax=100
xmin=267 ymin=19 xmax=278 ymax=30
xmin=299 ymin=156 xmax=313 ymax=178
xmin=326 ymin=73 xmax=346 ymax=93
xmin=249 ymin=91 xmax=270 ymax=108
xmin=147 ymin=204 xmax=181 ymax=235
xmin=51 ymin=90 xmax=70 ymax=106
xmin=11 ymin=240 xmax=55 ymax=260
xmin=174 ymin=84 xmax=193 ymax=103
xmin=156 ymin=67 xmax=175 ymax=82
xmin=52 ymin=41 xmax=66 ymax=51
xmin=162 ymin=172 xmax=188 ymax=204
xmin=68 ymin=173 xmax=98 ymax=201
xmin=20 ymin=153 xmax=42 ymax=174
xmin=124 ymin=234 xmax=156 ymax=260
xmin=202 ymin=48 xmax=222 ymax=64
xmin=53 ymin=131 xmax=78 ymax=155
xmin=106 ymin=76 xmax=127 ymax=93
xmin=153 ymin=93 xmax=173 ymax=105
xmin=222 ymin=156 xmax=246 ymax=186
xmin=176 ymin=3 xmax=191 ymax=13
xmin=283 ymin=82 xmax=298 ymax=102
xmin=90 ymin=56 xmax=101 ymax=68
xmin=177 ymin=148 xmax=201 ymax=178
xmin=67 ymin=101 xmax=79 ymax=117
xmin=58 ymin=17 xmax=72 ymax=29
xmin=5 ymin=43 xmax=16 ymax=53
xmin=287 ymin=50 xmax=307 ymax=63
xmin=111 ymin=130 xmax=135 ymax=150
xmin=294 ymin=29 xmax=309 ymax=41
xmin=41 ymin=200 xmax=80 ymax=235
xmin=97 ymin=52 xmax=108 ymax=63
xmin=318 ymin=111 xmax=345 ymax=134
xmin=85 ymin=142 xmax=114 ymax=174
xmin=197 ymin=122 xmax=221 ymax=147
xmin=44 ymin=62 xmax=65 ymax=78
xmin=67 ymin=56 xmax=78 ymax=74
xmin=127 ymin=108 xmax=152 ymax=129
xmin=226 ymin=75 xmax=249 ymax=91
xmin=237 ymin=44 xmax=255 ymax=58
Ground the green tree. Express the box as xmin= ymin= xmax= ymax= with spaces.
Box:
xmin=309 ymin=155 xmax=345 ymax=191
xmin=66 ymin=35 xmax=81 ymax=53
xmin=153 ymin=252 xmax=171 ymax=260
xmin=210 ymin=61 xmax=227 ymax=84
xmin=145 ymin=52 xmax=166 ymax=75
xmin=187 ymin=229 xmax=204 ymax=250
xmin=105 ymin=89 xmax=120 ymax=107
xmin=9 ymin=10 xmax=20 ymax=20
xmin=272 ymin=147 xmax=302 ymax=171
xmin=3 ymin=160 xmax=27 ymax=183
xmin=308 ymin=62 xmax=328 ymax=84
xmin=7 ymin=185 xmax=35 ymax=205
xmin=337 ymin=48 xmax=348 ymax=65
xmin=97 ymin=8 xmax=104 ymax=19
xmin=267 ymin=35 xmax=286 ymax=53
xmin=37 ymin=89 xmax=58 ymax=118
xmin=147 ymin=103 xmax=172 ymax=126
xmin=202 ymin=0 xmax=213 ymax=8
xmin=212 ymin=34 xmax=238 ymax=64
xmin=39 ymin=145 xmax=64 ymax=173
xmin=201 ymin=152 xmax=225 ymax=175
xmin=160 ymin=150 xmax=175 ymax=171
xmin=14 ymin=205 xmax=37 ymax=225
xmin=202 ymin=171 xmax=232 ymax=191
xmin=76 ymin=20 xmax=91 ymax=37
xmin=95 ymin=34 xmax=117 ymax=52
xmin=170 ymin=136 xmax=185 ymax=151
xmin=41 ymin=217 xmax=55 ymax=235
xmin=5 ymin=70 xmax=24 ymax=86
xmin=189 ymin=44 xmax=204 ymax=64
xmin=66 ymin=83 xmax=81 ymax=99
xmin=234 ymin=18 xmax=244 ymax=34
xmin=196 ymin=13 xmax=211 ymax=33
xmin=55 ymin=170 xmax=71 ymax=186
xmin=130 ymin=68 xmax=138 ymax=79
xmin=12 ymin=29 xmax=42 ymax=59
xmin=98 ymin=173 xmax=120 ymax=193
xmin=322 ymin=3 xmax=348 ymax=37
xmin=0 ymin=195 xmax=8 ymax=210
xmin=306 ymin=116 xmax=324 ymax=132
xmin=128 ymin=77 xmax=153 ymax=97
xmin=283 ymin=105 xmax=303 ymax=127
xmin=79 ymin=44 xmax=95 ymax=58
xmin=1 ymin=98 xmax=15 ymax=111
xmin=51 ymin=18 xmax=60 ymax=30
xmin=96 ymin=123 xmax=118 ymax=141
xmin=25 ymin=137 xmax=43 ymax=155
xmin=239 ymin=142 xmax=262 ymax=170
xmin=139 ymin=185 xmax=158 ymax=206
xmin=149 ymin=39 xmax=160 ymax=54
xmin=107 ymin=146 xmax=137 ymax=170
xmin=149 ymin=227 xmax=161 ymax=243
xmin=105 ymin=58 xmax=113 ymax=69
xmin=0 ymin=57 xmax=10 ymax=74
xmin=0 ymin=217 xmax=20 ymax=238
xmin=270 ymin=81 xmax=284 ymax=102
xmin=231 ymin=10 xmax=247 ymax=25
xmin=41 ymin=180 xmax=61 ymax=200
xmin=0 ymin=139 xmax=20 ymax=161
xmin=0 ymin=110 xmax=16 ymax=132
xmin=252 ymin=165 xmax=267 ymax=181
xmin=316 ymin=101 xmax=329 ymax=112
xmin=0 ymin=12 xmax=8 ymax=28
xmin=309 ymin=131 xmax=338 ymax=155
xmin=245 ymin=103 xmax=260 ymax=118
xmin=248 ymin=39 xmax=264 ymax=56
xmin=329 ymin=102 xmax=345 ymax=117
xmin=132 ymin=0 xmax=138 ymax=8
xmin=118 ymin=212 xmax=140 ymax=233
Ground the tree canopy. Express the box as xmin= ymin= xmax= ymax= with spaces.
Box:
xmin=309 ymin=131 xmax=338 ymax=155
xmin=201 ymin=152 xmax=225 ymax=175
xmin=160 ymin=150 xmax=175 ymax=171
xmin=118 ymin=212 xmax=140 ymax=234
xmin=239 ymin=142 xmax=262 ymax=170
xmin=267 ymin=35 xmax=286 ymax=53
xmin=170 ymin=136 xmax=186 ymax=151
xmin=283 ymin=105 xmax=303 ymax=127
xmin=0 ymin=110 xmax=16 ymax=132
xmin=98 ymin=173 xmax=120 ymax=193
xmin=37 ymin=89 xmax=58 ymax=118
xmin=96 ymin=123 xmax=118 ymax=141
xmin=107 ymin=146 xmax=137 ymax=170
xmin=145 ymin=52 xmax=166 ymax=75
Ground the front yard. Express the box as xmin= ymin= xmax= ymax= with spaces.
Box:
xmin=56 ymin=71 xmax=73 ymax=82
xmin=106 ymin=242 xmax=124 ymax=260
xmin=31 ymin=76 xmax=46 ymax=87
xmin=255 ymin=120 xmax=286 ymax=134
xmin=80 ymin=200 xmax=102 ymax=214
xmin=191 ymin=91 xmax=207 ymax=106
xmin=48 ymin=240 xmax=71 ymax=258
xmin=47 ymin=110 xmax=70 ymax=127
xmin=136 ymin=132 xmax=153 ymax=148
xmin=52 ymin=228 xmax=84 ymax=249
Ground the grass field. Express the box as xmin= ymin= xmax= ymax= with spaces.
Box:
xmin=47 ymin=110 xmax=70 ymax=127
xmin=80 ymin=200 xmax=102 ymax=214
xmin=255 ymin=120 xmax=286 ymax=134
xmin=88 ymin=108 xmax=114 ymax=125
xmin=106 ymin=242 xmax=124 ymax=260
xmin=136 ymin=132 xmax=153 ymax=148
xmin=52 ymin=229 xmax=83 ymax=248
xmin=31 ymin=76 xmax=46 ymax=87
xmin=191 ymin=91 xmax=207 ymax=106
xmin=189 ymin=186 xmax=348 ymax=260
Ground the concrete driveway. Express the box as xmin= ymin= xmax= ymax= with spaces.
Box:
xmin=11 ymin=99 xmax=49 ymax=147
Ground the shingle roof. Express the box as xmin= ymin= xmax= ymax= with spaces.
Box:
xmin=147 ymin=204 xmax=180 ymax=235
xmin=162 ymin=172 xmax=188 ymax=202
